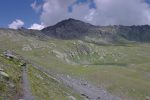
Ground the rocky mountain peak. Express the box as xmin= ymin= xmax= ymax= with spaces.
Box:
xmin=42 ymin=18 xmax=95 ymax=39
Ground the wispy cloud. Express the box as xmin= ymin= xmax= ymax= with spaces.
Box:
xmin=68 ymin=0 xmax=96 ymax=12
xmin=31 ymin=0 xmax=42 ymax=13
xmin=8 ymin=19 xmax=24 ymax=29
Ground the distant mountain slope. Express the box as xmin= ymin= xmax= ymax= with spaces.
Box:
xmin=42 ymin=18 xmax=150 ymax=42
xmin=0 ymin=28 xmax=48 ymax=40
xmin=0 ymin=18 xmax=150 ymax=43
xmin=42 ymin=18 xmax=96 ymax=39
xmin=42 ymin=18 xmax=121 ymax=44
xmin=100 ymin=25 xmax=150 ymax=42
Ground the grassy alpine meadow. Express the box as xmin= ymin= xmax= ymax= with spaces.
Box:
xmin=0 ymin=51 xmax=23 ymax=99
xmin=28 ymin=65 xmax=83 ymax=100
xmin=0 ymin=32 xmax=150 ymax=100
xmin=21 ymin=40 xmax=150 ymax=100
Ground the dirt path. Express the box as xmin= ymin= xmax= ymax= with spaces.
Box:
xmin=22 ymin=66 xmax=34 ymax=100
xmin=31 ymin=64 xmax=122 ymax=100
xmin=59 ymin=75 xmax=121 ymax=100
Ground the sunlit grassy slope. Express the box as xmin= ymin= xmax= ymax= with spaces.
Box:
xmin=0 ymin=31 xmax=150 ymax=100
xmin=0 ymin=51 xmax=23 ymax=99
xmin=28 ymin=66 xmax=82 ymax=100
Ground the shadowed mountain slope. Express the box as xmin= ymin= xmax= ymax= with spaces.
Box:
xmin=42 ymin=18 xmax=150 ymax=42
xmin=0 ymin=18 xmax=150 ymax=43
xmin=42 ymin=18 xmax=96 ymax=39
xmin=100 ymin=25 xmax=150 ymax=42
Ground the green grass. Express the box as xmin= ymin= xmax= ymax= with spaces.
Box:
xmin=28 ymin=66 xmax=83 ymax=100
xmin=0 ymin=53 xmax=23 ymax=99
xmin=22 ymin=42 xmax=150 ymax=100
xmin=0 ymin=33 xmax=150 ymax=100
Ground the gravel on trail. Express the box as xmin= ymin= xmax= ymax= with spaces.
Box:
xmin=32 ymin=64 xmax=122 ymax=100
xmin=22 ymin=66 xmax=34 ymax=100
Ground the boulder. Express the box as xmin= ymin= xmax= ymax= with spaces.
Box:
xmin=3 ymin=50 xmax=17 ymax=59
xmin=0 ymin=71 xmax=9 ymax=80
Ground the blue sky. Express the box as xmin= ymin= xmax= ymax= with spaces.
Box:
xmin=0 ymin=0 xmax=96 ymax=28
xmin=0 ymin=0 xmax=42 ymax=28
xmin=146 ymin=0 xmax=150 ymax=4
xmin=1 ymin=0 xmax=150 ymax=29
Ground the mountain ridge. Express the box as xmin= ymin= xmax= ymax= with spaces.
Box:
xmin=0 ymin=18 xmax=150 ymax=43
xmin=42 ymin=18 xmax=96 ymax=39
xmin=42 ymin=18 xmax=150 ymax=43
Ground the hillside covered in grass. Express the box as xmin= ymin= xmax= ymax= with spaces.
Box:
xmin=0 ymin=19 xmax=150 ymax=100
